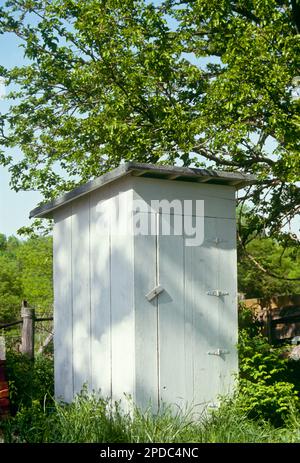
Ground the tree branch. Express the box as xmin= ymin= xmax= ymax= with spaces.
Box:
xmin=238 ymin=233 xmax=300 ymax=281
xmin=193 ymin=144 xmax=275 ymax=168
xmin=290 ymin=0 xmax=300 ymax=34
xmin=232 ymin=6 xmax=260 ymax=24
xmin=192 ymin=145 xmax=240 ymax=167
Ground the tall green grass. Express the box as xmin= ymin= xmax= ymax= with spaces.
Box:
xmin=1 ymin=391 xmax=300 ymax=443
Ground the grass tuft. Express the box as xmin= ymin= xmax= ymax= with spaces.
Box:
xmin=1 ymin=390 xmax=300 ymax=443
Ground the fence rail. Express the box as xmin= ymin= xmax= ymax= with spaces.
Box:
xmin=0 ymin=320 xmax=23 ymax=329
xmin=244 ymin=294 xmax=300 ymax=343
xmin=0 ymin=300 xmax=53 ymax=359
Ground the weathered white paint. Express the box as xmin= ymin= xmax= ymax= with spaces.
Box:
xmin=72 ymin=196 xmax=92 ymax=395
xmin=132 ymin=177 xmax=236 ymax=219
xmin=53 ymin=205 xmax=73 ymax=402
xmin=52 ymin=175 xmax=238 ymax=411
xmin=90 ymin=190 xmax=111 ymax=398
xmin=158 ymin=217 xmax=186 ymax=409
xmin=134 ymin=213 xmax=159 ymax=410
xmin=110 ymin=191 xmax=135 ymax=406
xmin=216 ymin=217 xmax=238 ymax=397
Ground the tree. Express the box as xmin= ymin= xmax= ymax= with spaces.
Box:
xmin=238 ymin=237 xmax=300 ymax=298
xmin=0 ymin=1 xmax=299 ymax=251
xmin=16 ymin=236 xmax=53 ymax=309
xmin=0 ymin=234 xmax=53 ymax=323
xmin=0 ymin=254 xmax=23 ymax=323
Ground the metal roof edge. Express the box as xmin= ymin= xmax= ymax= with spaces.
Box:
xmin=29 ymin=162 xmax=256 ymax=219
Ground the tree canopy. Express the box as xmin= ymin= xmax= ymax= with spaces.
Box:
xmin=0 ymin=1 xmax=299 ymax=249
xmin=238 ymin=237 xmax=300 ymax=298
xmin=0 ymin=234 xmax=53 ymax=323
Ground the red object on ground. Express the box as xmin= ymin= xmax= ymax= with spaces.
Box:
xmin=0 ymin=382 xmax=9 ymax=399
xmin=0 ymin=362 xmax=10 ymax=417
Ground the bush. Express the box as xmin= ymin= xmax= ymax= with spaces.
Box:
xmin=5 ymin=350 xmax=54 ymax=413
xmin=238 ymin=326 xmax=300 ymax=426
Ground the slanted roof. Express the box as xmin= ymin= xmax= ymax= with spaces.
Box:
xmin=29 ymin=162 xmax=256 ymax=219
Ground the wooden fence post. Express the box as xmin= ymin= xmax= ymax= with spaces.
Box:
xmin=20 ymin=301 xmax=35 ymax=359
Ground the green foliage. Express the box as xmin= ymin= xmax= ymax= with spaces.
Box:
xmin=2 ymin=334 xmax=300 ymax=442
xmin=5 ymin=350 xmax=54 ymax=412
xmin=0 ymin=254 xmax=22 ymax=322
xmin=238 ymin=237 xmax=300 ymax=298
xmin=238 ymin=378 xmax=298 ymax=427
xmin=238 ymin=303 xmax=261 ymax=336
xmin=2 ymin=391 xmax=300 ymax=443
xmin=239 ymin=329 xmax=288 ymax=383
xmin=0 ymin=0 xmax=298 ymax=245
xmin=0 ymin=233 xmax=53 ymax=323
xmin=237 ymin=313 xmax=300 ymax=426
xmin=15 ymin=236 xmax=53 ymax=309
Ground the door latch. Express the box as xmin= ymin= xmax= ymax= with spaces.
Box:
xmin=145 ymin=285 xmax=164 ymax=302
xmin=207 ymin=290 xmax=229 ymax=297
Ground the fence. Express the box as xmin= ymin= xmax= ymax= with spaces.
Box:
xmin=0 ymin=300 xmax=53 ymax=418
xmin=0 ymin=300 xmax=53 ymax=359
xmin=244 ymin=294 xmax=300 ymax=344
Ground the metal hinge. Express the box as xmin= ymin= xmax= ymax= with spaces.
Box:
xmin=207 ymin=290 xmax=229 ymax=297
xmin=145 ymin=285 xmax=164 ymax=302
xmin=207 ymin=349 xmax=230 ymax=356
xmin=207 ymin=237 xmax=227 ymax=245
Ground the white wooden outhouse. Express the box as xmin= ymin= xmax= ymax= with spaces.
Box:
xmin=30 ymin=163 xmax=254 ymax=411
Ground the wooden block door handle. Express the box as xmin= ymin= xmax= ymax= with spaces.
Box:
xmin=145 ymin=285 xmax=164 ymax=302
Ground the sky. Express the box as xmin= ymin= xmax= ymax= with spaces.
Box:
xmin=0 ymin=27 xmax=43 ymax=236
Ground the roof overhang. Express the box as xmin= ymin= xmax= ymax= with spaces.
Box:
xmin=30 ymin=162 xmax=256 ymax=219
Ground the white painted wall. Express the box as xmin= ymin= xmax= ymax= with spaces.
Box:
xmin=53 ymin=205 xmax=73 ymax=402
xmin=53 ymin=178 xmax=135 ymax=404
xmin=132 ymin=177 xmax=238 ymax=413
xmin=53 ymin=176 xmax=238 ymax=411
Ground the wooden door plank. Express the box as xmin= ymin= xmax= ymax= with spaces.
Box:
xmin=192 ymin=218 xmax=220 ymax=409
xmin=134 ymin=213 xmax=159 ymax=411
xmin=90 ymin=192 xmax=112 ymax=398
xmin=158 ymin=213 xmax=185 ymax=410
xmin=110 ymin=193 xmax=135 ymax=406
xmin=216 ymin=218 xmax=238 ymax=396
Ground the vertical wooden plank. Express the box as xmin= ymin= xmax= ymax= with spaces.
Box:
xmin=53 ymin=205 xmax=73 ymax=402
xmin=183 ymin=243 xmax=195 ymax=408
xmin=20 ymin=303 xmax=35 ymax=359
xmin=90 ymin=192 xmax=112 ymax=398
xmin=184 ymin=246 xmax=197 ymax=406
xmin=110 ymin=192 xmax=135 ymax=406
xmin=158 ymin=213 xmax=186 ymax=410
xmin=72 ymin=196 xmax=92 ymax=395
xmin=134 ymin=212 xmax=158 ymax=411
xmin=191 ymin=218 xmax=221 ymax=409
xmin=216 ymin=218 xmax=238 ymax=396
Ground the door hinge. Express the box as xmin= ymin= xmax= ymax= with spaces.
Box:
xmin=207 ymin=237 xmax=227 ymax=245
xmin=207 ymin=349 xmax=230 ymax=356
xmin=207 ymin=290 xmax=229 ymax=297
xmin=145 ymin=285 xmax=164 ymax=302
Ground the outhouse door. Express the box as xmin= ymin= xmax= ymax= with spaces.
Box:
xmin=135 ymin=212 xmax=237 ymax=411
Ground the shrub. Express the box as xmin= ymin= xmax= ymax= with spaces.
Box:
xmin=238 ymin=327 xmax=300 ymax=426
xmin=5 ymin=350 xmax=54 ymax=413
